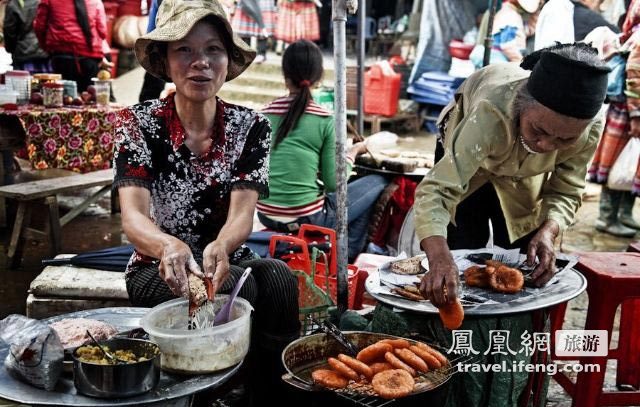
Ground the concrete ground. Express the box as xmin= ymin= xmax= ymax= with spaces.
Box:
xmin=1 ymin=60 xmax=639 ymax=406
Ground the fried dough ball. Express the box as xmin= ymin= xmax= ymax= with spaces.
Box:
xmin=438 ymin=298 xmax=464 ymax=330
xmin=327 ymin=357 xmax=359 ymax=381
xmin=312 ymin=369 xmax=348 ymax=389
xmin=489 ymin=265 xmax=524 ymax=294
xmin=356 ymin=342 xmax=393 ymax=364
xmin=394 ymin=348 xmax=429 ymax=373
xmin=337 ymin=353 xmax=373 ymax=379
xmin=415 ymin=342 xmax=448 ymax=366
xmin=371 ymin=369 xmax=415 ymax=399
xmin=379 ymin=338 xmax=411 ymax=349
xmin=369 ymin=362 xmax=394 ymax=375
xmin=409 ymin=345 xmax=441 ymax=369
xmin=464 ymin=265 xmax=491 ymax=288
xmin=384 ymin=351 xmax=416 ymax=377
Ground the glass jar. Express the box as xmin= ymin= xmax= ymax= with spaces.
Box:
xmin=5 ymin=70 xmax=31 ymax=105
xmin=43 ymin=83 xmax=64 ymax=107
xmin=92 ymin=79 xmax=111 ymax=106
xmin=32 ymin=73 xmax=62 ymax=94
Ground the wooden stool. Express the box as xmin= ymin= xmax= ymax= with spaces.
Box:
xmin=551 ymin=252 xmax=640 ymax=406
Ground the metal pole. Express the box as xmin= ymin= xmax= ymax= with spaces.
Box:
xmin=333 ymin=0 xmax=353 ymax=315
xmin=482 ymin=0 xmax=499 ymax=67
xmin=357 ymin=0 xmax=365 ymax=136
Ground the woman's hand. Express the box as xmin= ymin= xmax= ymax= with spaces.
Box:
xmin=419 ymin=236 xmax=459 ymax=307
xmin=202 ymin=241 xmax=231 ymax=295
xmin=629 ymin=117 xmax=640 ymax=138
xmin=526 ymin=220 xmax=559 ymax=287
xmin=158 ymin=238 xmax=203 ymax=297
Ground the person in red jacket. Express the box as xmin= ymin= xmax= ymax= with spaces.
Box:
xmin=34 ymin=0 xmax=108 ymax=92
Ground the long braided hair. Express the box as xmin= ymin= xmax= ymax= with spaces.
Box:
xmin=274 ymin=40 xmax=324 ymax=147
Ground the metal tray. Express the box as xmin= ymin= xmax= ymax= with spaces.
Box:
xmin=366 ymin=268 xmax=587 ymax=316
xmin=0 ymin=307 xmax=241 ymax=406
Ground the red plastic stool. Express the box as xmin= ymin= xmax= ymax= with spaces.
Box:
xmin=551 ymin=252 xmax=640 ymax=407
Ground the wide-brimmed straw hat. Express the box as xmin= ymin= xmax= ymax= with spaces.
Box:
xmin=135 ymin=0 xmax=256 ymax=82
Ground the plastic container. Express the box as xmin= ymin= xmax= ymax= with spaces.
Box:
xmin=140 ymin=296 xmax=253 ymax=374
xmin=5 ymin=70 xmax=31 ymax=105
xmin=60 ymin=80 xmax=77 ymax=99
xmin=0 ymin=85 xmax=18 ymax=104
xmin=43 ymin=82 xmax=64 ymax=107
xmin=92 ymin=79 xmax=111 ymax=106
xmin=364 ymin=61 xmax=401 ymax=117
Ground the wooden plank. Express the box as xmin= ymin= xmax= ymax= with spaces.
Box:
xmin=59 ymin=185 xmax=110 ymax=226
xmin=0 ymin=169 xmax=113 ymax=200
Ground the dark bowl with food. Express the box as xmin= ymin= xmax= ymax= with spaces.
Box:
xmin=72 ymin=338 xmax=161 ymax=398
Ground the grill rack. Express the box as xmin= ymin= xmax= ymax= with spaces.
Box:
xmin=333 ymin=352 xmax=480 ymax=407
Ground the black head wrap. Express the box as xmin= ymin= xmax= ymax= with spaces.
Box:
xmin=520 ymin=43 xmax=610 ymax=119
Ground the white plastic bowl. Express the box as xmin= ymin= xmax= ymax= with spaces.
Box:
xmin=140 ymin=296 xmax=253 ymax=374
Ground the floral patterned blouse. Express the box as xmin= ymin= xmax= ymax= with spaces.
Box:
xmin=113 ymin=94 xmax=271 ymax=273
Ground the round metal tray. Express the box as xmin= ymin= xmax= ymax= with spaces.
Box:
xmin=366 ymin=268 xmax=587 ymax=316
xmin=0 ymin=307 xmax=241 ymax=406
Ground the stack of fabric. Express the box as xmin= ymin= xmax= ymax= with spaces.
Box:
xmin=407 ymin=71 xmax=464 ymax=106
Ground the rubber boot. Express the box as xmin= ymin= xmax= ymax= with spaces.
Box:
xmin=596 ymin=187 xmax=637 ymax=237
xmin=619 ymin=191 xmax=640 ymax=229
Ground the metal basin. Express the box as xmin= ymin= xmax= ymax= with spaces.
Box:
xmin=72 ymin=338 xmax=160 ymax=398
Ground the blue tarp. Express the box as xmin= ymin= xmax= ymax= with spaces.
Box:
xmin=408 ymin=72 xmax=464 ymax=106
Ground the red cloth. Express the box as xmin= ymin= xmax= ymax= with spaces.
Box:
xmin=370 ymin=176 xmax=417 ymax=248
xmin=274 ymin=1 xmax=320 ymax=43
xmin=34 ymin=0 xmax=107 ymax=59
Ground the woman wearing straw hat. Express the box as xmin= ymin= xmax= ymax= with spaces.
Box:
xmin=113 ymin=0 xmax=300 ymax=397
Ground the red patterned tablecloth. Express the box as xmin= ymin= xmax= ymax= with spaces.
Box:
xmin=0 ymin=104 xmax=122 ymax=173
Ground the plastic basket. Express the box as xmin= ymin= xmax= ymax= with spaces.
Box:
xmin=314 ymin=262 xmax=360 ymax=310
xmin=292 ymin=252 xmax=334 ymax=336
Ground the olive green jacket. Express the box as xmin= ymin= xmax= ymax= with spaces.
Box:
xmin=414 ymin=63 xmax=604 ymax=243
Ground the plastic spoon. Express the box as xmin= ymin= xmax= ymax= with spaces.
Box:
xmin=213 ymin=267 xmax=252 ymax=326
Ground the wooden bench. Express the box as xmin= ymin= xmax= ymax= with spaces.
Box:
xmin=26 ymin=256 xmax=129 ymax=319
xmin=0 ymin=169 xmax=115 ymax=268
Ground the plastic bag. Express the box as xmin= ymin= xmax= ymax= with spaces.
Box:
xmin=0 ymin=315 xmax=63 ymax=390
xmin=608 ymin=137 xmax=640 ymax=191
